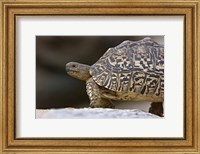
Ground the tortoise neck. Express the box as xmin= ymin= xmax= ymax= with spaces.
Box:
xmin=79 ymin=64 xmax=91 ymax=81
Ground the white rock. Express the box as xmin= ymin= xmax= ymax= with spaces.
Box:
xmin=36 ymin=108 xmax=161 ymax=119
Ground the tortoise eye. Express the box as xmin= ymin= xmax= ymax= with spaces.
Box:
xmin=72 ymin=64 xmax=76 ymax=68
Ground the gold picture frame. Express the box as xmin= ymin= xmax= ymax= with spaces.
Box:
xmin=0 ymin=0 xmax=199 ymax=153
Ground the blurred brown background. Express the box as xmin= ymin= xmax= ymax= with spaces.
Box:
xmin=36 ymin=36 xmax=164 ymax=109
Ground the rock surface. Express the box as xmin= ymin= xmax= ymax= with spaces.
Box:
xmin=36 ymin=108 xmax=160 ymax=119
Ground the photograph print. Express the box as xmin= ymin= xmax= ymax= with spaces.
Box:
xmin=36 ymin=36 xmax=164 ymax=119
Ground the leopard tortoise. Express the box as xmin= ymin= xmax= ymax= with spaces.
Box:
xmin=66 ymin=37 xmax=164 ymax=116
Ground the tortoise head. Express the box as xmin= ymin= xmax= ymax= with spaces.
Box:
xmin=66 ymin=62 xmax=91 ymax=81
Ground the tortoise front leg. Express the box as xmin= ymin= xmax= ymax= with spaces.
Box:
xmin=86 ymin=78 xmax=114 ymax=108
xmin=149 ymin=102 xmax=164 ymax=117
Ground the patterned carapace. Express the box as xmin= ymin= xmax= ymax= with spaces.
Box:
xmin=90 ymin=37 xmax=164 ymax=97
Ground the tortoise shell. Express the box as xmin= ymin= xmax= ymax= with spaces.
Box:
xmin=89 ymin=37 xmax=164 ymax=97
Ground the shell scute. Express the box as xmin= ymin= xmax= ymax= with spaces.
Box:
xmin=90 ymin=37 xmax=164 ymax=97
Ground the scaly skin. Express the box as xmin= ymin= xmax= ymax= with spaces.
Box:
xmin=86 ymin=78 xmax=114 ymax=108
